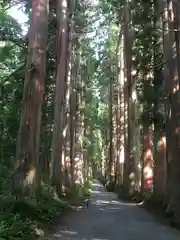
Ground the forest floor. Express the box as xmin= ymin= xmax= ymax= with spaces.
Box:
xmin=45 ymin=180 xmax=180 ymax=240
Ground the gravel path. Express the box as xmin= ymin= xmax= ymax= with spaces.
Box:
xmin=47 ymin=180 xmax=180 ymax=240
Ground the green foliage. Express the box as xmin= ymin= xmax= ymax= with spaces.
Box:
xmin=0 ymin=213 xmax=35 ymax=240
xmin=0 ymin=0 xmax=166 ymax=236
xmin=0 ymin=11 xmax=25 ymax=164
xmin=0 ymin=182 xmax=69 ymax=239
xmin=75 ymin=180 xmax=92 ymax=198
xmin=0 ymin=10 xmax=22 ymax=38
xmin=0 ymin=2 xmax=94 ymax=239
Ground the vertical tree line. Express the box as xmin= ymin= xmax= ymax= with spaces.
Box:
xmin=2 ymin=0 xmax=180 ymax=237
xmin=99 ymin=0 xmax=180 ymax=223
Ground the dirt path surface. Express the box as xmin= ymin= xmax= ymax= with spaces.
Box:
xmin=47 ymin=180 xmax=180 ymax=240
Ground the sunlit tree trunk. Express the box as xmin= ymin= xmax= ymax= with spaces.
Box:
xmin=141 ymin=123 xmax=153 ymax=193
xmin=153 ymin=126 xmax=166 ymax=199
xmin=51 ymin=0 xmax=68 ymax=194
xmin=112 ymin=97 xmax=117 ymax=184
xmin=114 ymin=29 xmax=124 ymax=186
xmin=73 ymin=50 xmax=85 ymax=185
xmin=119 ymin=33 xmax=125 ymax=185
xmin=13 ymin=0 xmax=49 ymax=195
xmin=114 ymin=88 xmax=120 ymax=185
xmin=107 ymin=72 xmax=113 ymax=182
xmin=63 ymin=0 xmax=75 ymax=188
xmin=83 ymin=121 xmax=88 ymax=180
xmin=122 ymin=0 xmax=135 ymax=197
xmin=131 ymin=86 xmax=140 ymax=190
xmin=69 ymin=49 xmax=77 ymax=185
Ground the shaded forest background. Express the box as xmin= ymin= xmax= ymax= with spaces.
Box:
xmin=1 ymin=0 xmax=180 ymax=238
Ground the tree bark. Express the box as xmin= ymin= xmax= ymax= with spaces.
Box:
xmin=13 ymin=0 xmax=49 ymax=196
xmin=51 ymin=0 xmax=68 ymax=194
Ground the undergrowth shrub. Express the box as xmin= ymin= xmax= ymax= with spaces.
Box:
xmin=65 ymin=179 xmax=92 ymax=203
xmin=0 ymin=175 xmax=93 ymax=239
xmin=82 ymin=180 xmax=92 ymax=197
xmin=0 ymin=160 xmax=93 ymax=239
xmin=0 ymin=180 xmax=69 ymax=240
xmin=0 ymin=213 xmax=35 ymax=240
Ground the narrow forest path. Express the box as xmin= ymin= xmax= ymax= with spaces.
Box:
xmin=47 ymin=180 xmax=180 ymax=240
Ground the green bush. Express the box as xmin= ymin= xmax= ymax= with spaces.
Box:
xmin=0 ymin=163 xmax=93 ymax=239
xmin=82 ymin=180 xmax=92 ymax=197
xmin=0 ymin=178 xmax=94 ymax=239
xmin=64 ymin=180 xmax=92 ymax=206
xmin=0 ymin=182 xmax=69 ymax=240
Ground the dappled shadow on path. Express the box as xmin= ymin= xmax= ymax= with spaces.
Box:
xmin=47 ymin=180 xmax=180 ymax=240
xmin=47 ymin=180 xmax=125 ymax=239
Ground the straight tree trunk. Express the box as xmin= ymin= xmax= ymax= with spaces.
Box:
xmin=74 ymin=52 xmax=85 ymax=185
xmin=107 ymin=73 xmax=113 ymax=182
xmin=51 ymin=0 xmax=68 ymax=194
xmin=165 ymin=0 xmax=180 ymax=217
xmin=152 ymin=0 xmax=167 ymax=201
xmin=122 ymin=0 xmax=135 ymax=197
xmin=119 ymin=33 xmax=125 ymax=185
xmin=69 ymin=47 xmax=79 ymax=185
xmin=13 ymin=0 xmax=49 ymax=196
xmin=62 ymin=0 xmax=75 ymax=189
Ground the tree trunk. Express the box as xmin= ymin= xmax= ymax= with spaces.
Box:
xmin=13 ymin=0 xmax=49 ymax=196
xmin=122 ymin=0 xmax=135 ymax=197
xmin=141 ymin=124 xmax=153 ymax=192
xmin=165 ymin=0 xmax=180 ymax=216
xmin=107 ymin=73 xmax=113 ymax=182
xmin=69 ymin=47 xmax=79 ymax=185
xmin=74 ymin=52 xmax=85 ymax=185
xmin=51 ymin=0 xmax=68 ymax=194
xmin=62 ymin=0 xmax=75 ymax=189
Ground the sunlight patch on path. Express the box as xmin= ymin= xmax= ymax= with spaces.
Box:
xmin=47 ymin=180 xmax=180 ymax=240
